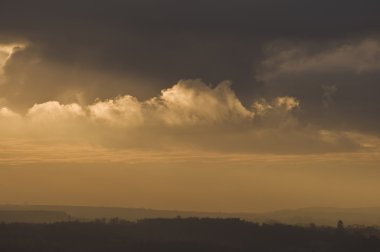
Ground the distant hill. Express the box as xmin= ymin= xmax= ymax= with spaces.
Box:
xmin=1 ymin=205 xmax=380 ymax=226
xmin=0 ymin=205 xmax=242 ymax=222
xmin=0 ymin=210 xmax=70 ymax=223
xmin=255 ymin=207 xmax=380 ymax=226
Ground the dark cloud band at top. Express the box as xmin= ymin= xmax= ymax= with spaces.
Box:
xmin=1 ymin=0 xmax=380 ymax=85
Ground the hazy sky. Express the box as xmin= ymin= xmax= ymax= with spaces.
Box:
xmin=0 ymin=0 xmax=380 ymax=212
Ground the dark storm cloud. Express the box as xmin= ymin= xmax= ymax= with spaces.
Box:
xmin=1 ymin=0 xmax=380 ymax=85
xmin=258 ymin=38 xmax=380 ymax=134
xmin=1 ymin=0 xmax=380 ymax=133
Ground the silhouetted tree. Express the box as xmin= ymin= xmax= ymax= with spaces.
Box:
xmin=337 ymin=220 xmax=344 ymax=231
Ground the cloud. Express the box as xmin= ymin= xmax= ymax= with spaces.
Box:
xmin=322 ymin=85 xmax=337 ymax=108
xmin=0 ymin=79 xmax=373 ymax=155
xmin=1 ymin=0 xmax=380 ymax=212
xmin=149 ymin=80 xmax=254 ymax=126
xmin=0 ymin=43 xmax=26 ymax=84
xmin=0 ymin=44 xmax=19 ymax=70
xmin=89 ymin=95 xmax=144 ymax=127
xmin=89 ymin=80 xmax=253 ymax=127
xmin=253 ymin=96 xmax=299 ymax=115
xmin=259 ymin=39 xmax=380 ymax=82
xmin=1 ymin=0 xmax=380 ymax=110
xmin=257 ymin=38 xmax=380 ymax=134
xmin=0 ymin=107 xmax=20 ymax=119
xmin=27 ymin=101 xmax=85 ymax=121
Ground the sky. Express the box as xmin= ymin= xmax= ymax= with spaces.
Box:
xmin=0 ymin=0 xmax=380 ymax=212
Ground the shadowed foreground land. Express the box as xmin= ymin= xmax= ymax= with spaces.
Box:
xmin=1 ymin=218 xmax=380 ymax=252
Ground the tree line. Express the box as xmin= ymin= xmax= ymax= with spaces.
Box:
xmin=0 ymin=217 xmax=379 ymax=251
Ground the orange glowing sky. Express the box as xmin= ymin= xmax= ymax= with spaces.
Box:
xmin=1 ymin=0 xmax=380 ymax=212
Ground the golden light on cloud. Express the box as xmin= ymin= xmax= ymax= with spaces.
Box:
xmin=0 ymin=36 xmax=379 ymax=213
xmin=0 ymin=79 xmax=372 ymax=155
xmin=0 ymin=77 xmax=379 ymax=211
